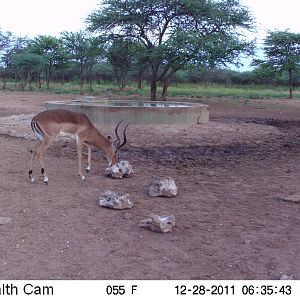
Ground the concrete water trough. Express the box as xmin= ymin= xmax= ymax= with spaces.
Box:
xmin=46 ymin=97 xmax=209 ymax=125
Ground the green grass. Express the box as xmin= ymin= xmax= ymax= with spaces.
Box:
xmin=2 ymin=81 xmax=300 ymax=99
xmin=165 ymin=83 xmax=300 ymax=99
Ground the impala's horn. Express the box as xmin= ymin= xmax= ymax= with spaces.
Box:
xmin=114 ymin=120 xmax=129 ymax=150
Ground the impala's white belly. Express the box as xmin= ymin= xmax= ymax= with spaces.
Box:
xmin=58 ymin=130 xmax=79 ymax=142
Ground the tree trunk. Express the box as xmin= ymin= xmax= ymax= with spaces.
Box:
xmin=288 ymin=69 xmax=293 ymax=99
xmin=150 ymin=79 xmax=157 ymax=101
xmin=150 ymin=63 xmax=161 ymax=100
xmin=62 ymin=69 xmax=65 ymax=85
xmin=45 ymin=66 xmax=50 ymax=89
xmin=138 ymin=71 xmax=143 ymax=89
xmin=150 ymin=67 xmax=159 ymax=101
xmin=37 ymin=70 xmax=42 ymax=89
xmin=80 ymin=61 xmax=84 ymax=95
xmin=2 ymin=69 xmax=7 ymax=90
xmin=161 ymin=77 xmax=169 ymax=101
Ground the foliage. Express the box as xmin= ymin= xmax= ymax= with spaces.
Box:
xmin=28 ymin=35 xmax=63 ymax=88
xmin=0 ymin=34 xmax=30 ymax=89
xmin=252 ymin=30 xmax=300 ymax=98
xmin=11 ymin=52 xmax=47 ymax=90
xmin=0 ymin=29 xmax=13 ymax=51
xmin=1 ymin=10 xmax=300 ymax=99
xmin=87 ymin=0 xmax=255 ymax=100
xmin=106 ymin=38 xmax=138 ymax=88
xmin=61 ymin=31 xmax=104 ymax=94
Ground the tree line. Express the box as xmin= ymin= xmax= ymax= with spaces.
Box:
xmin=1 ymin=0 xmax=300 ymax=99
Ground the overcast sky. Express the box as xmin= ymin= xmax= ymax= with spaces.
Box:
xmin=0 ymin=0 xmax=299 ymax=38
xmin=0 ymin=0 xmax=99 ymax=36
xmin=0 ymin=0 xmax=299 ymax=69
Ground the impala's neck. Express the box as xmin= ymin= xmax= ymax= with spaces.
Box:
xmin=88 ymin=126 xmax=112 ymax=150
xmin=89 ymin=127 xmax=116 ymax=166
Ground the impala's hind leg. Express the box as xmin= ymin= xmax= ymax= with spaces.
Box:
xmin=35 ymin=135 xmax=55 ymax=184
xmin=29 ymin=141 xmax=42 ymax=183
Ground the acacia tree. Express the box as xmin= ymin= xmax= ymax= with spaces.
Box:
xmin=28 ymin=35 xmax=62 ymax=89
xmin=0 ymin=30 xmax=14 ymax=88
xmin=1 ymin=35 xmax=29 ymax=89
xmin=61 ymin=31 xmax=91 ymax=94
xmin=107 ymin=38 xmax=137 ymax=88
xmin=0 ymin=29 xmax=13 ymax=50
xmin=11 ymin=53 xmax=46 ymax=91
xmin=87 ymin=0 xmax=255 ymax=100
xmin=85 ymin=37 xmax=105 ymax=92
xmin=253 ymin=30 xmax=300 ymax=99
xmin=61 ymin=31 xmax=103 ymax=94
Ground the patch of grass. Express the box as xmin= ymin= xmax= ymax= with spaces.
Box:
xmin=165 ymin=83 xmax=300 ymax=99
xmin=2 ymin=81 xmax=300 ymax=99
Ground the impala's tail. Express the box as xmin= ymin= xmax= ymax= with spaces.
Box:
xmin=31 ymin=120 xmax=44 ymax=141
xmin=29 ymin=120 xmax=45 ymax=182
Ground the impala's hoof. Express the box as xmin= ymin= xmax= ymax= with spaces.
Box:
xmin=81 ymin=175 xmax=86 ymax=180
xmin=30 ymin=177 xmax=35 ymax=183
xmin=44 ymin=176 xmax=49 ymax=184
xmin=85 ymin=165 xmax=90 ymax=173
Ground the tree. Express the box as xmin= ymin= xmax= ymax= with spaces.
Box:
xmin=253 ymin=30 xmax=300 ymax=99
xmin=61 ymin=31 xmax=90 ymax=94
xmin=11 ymin=53 xmax=47 ymax=91
xmin=87 ymin=0 xmax=254 ymax=100
xmin=85 ymin=37 xmax=105 ymax=92
xmin=107 ymin=38 xmax=137 ymax=88
xmin=0 ymin=30 xmax=14 ymax=89
xmin=28 ymin=35 xmax=62 ymax=89
xmin=252 ymin=63 xmax=280 ymax=86
xmin=61 ymin=31 xmax=103 ymax=94
xmin=0 ymin=29 xmax=13 ymax=51
xmin=1 ymin=35 xmax=29 ymax=89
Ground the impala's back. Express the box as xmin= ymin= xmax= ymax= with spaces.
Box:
xmin=32 ymin=109 xmax=93 ymax=139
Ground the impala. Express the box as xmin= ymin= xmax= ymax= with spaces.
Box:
xmin=29 ymin=109 xmax=129 ymax=184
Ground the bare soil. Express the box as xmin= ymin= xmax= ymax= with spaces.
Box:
xmin=0 ymin=91 xmax=299 ymax=280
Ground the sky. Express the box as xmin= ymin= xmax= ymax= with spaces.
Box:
xmin=0 ymin=0 xmax=299 ymax=69
xmin=0 ymin=0 xmax=299 ymax=38
xmin=241 ymin=0 xmax=300 ymax=42
xmin=0 ymin=0 xmax=100 ymax=37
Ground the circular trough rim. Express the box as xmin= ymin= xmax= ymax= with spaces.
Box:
xmin=46 ymin=99 xmax=208 ymax=109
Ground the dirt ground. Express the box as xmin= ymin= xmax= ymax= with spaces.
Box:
xmin=0 ymin=91 xmax=299 ymax=280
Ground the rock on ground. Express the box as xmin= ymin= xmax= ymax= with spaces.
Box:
xmin=148 ymin=176 xmax=178 ymax=197
xmin=105 ymin=160 xmax=133 ymax=179
xmin=281 ymin=192 xmax=300 ymax=203
xmin=0 ymin=217 xmax=11 ymax=225
xmin=280 ymin=274 xmax=294 ymax=280
xmin=99 ymin=190 xmax=133 ymax=210
xmin=139 ymin=214 xmax=176 ymax=233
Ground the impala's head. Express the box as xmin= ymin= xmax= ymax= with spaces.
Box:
xmin=106 ymin=120 xmax=129 ymax=166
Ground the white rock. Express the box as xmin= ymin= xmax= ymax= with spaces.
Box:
xmin=105 ymin=160 xmax=133 ymax=179
xmin=99 ymin=190 xmax=133 ymax=209
xmin=139 ymin=214 xmax=176 ymax=233
xmin=281 ymin=192 xmax=300 ymax=203
xmin=244 ymin=239 xmax=252 ymax=245
xmin=0 ymin=217 xmax=11 ymax=225
xmin=280 ymin=274 xmax=294 ymax=280
xmin=148 ymin=176 xmax=178 ymax=197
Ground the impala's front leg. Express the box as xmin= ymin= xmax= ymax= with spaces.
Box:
xmin=76 ymin=139 xmax=85 ymax=180
xmin=85 ymin=144 xmax=92 ymax=173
